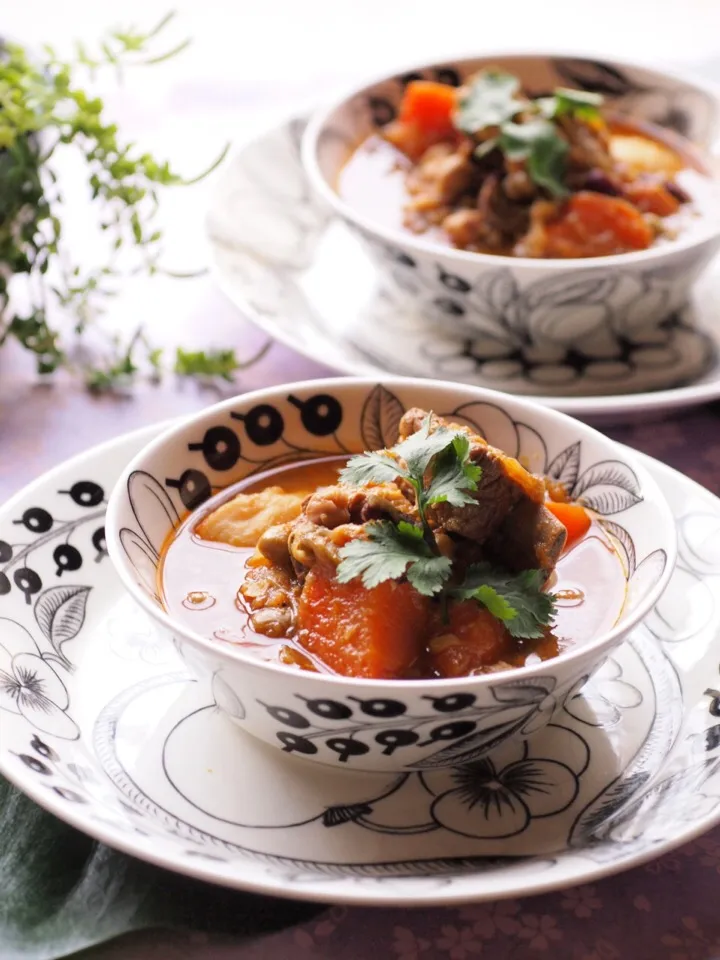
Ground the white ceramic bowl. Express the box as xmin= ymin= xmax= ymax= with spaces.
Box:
xmin=302 ymin=54 xmax=720 ymax=362
xmin=106 ymin=378 xmax=676 ymax=772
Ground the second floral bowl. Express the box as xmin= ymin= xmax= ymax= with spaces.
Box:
xmin=303 ymin=53 xmax=720 ymax=365
xmin=106 ymin=378 xmax=676 ymax=771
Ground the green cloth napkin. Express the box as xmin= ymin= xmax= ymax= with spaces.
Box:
xmin=0 ymin=775 xmax=324 ymax=960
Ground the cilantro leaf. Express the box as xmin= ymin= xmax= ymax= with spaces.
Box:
xmin=538 ymin=87 xmax=604 ymax=122
xmin=396 ymin=520 xmax=424 ymax=540
xmin=407 ymin=555 xmax=453 ymax=596
xmin=426 ymin=434 xmax=482 ymax=507
xmin=451 ymin=564 xmax=556 ymax=639
xmin=455 ymin=71 xmax=521 ymax=134
xmin=499 ymin=119 xmax=569 ymax=197
xmin=339 ymin=451 xmax=407 ymax=487
xmin=392 ymin=414 xmax=461 ymax=476
xmin=473 ymin=584 xmax=518 ymax=622
xmin=336 ymin=521 xmax=452 ymax=596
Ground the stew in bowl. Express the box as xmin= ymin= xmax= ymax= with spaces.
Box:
xmin=107 ymin=378 xmax=676 ymax=770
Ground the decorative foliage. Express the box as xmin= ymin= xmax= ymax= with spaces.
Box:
xmin=0 ymin=14 xmax=248 ymax=390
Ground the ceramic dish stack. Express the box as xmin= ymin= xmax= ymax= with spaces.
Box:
xmin=208 ymin=53 xmax=720 ymax=419
xmin=2 ymin=376 xmax=720 ymax=906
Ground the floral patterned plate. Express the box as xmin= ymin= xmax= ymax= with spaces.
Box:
xmin=1 ymin=425 xmax=720 ymax=905
xmin=207 ymin=117 xmax=720 ymax=420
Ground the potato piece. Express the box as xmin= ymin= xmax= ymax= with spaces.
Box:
xmin=196 ymin=486 xmax=305 ymax=548
xmin=610 ymin=134 xmax=683 ymax=177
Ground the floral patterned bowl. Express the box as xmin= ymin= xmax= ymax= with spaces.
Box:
xmin=106 ymin=378 xmax=676 ymax=771
xmin=302 ymin=55 xmax=720 ymax=363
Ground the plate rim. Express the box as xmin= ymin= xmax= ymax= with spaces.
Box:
xmin=1 ymin=423 xmax=719 ymax=906
xmin=207 ymin=112 xmax=720 ymax=420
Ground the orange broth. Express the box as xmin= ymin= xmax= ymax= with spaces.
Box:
xmin=159 ymin=457 xmax=627 ymax=677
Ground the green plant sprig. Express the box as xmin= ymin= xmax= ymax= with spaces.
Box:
xmin=0 ymin=13 xmax=240 ymax=389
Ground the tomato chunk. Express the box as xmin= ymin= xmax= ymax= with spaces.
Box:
xmin=543 ymin=191 xmax=654 ymax=257
xmin=297 ymin=569 xmax=429 ymax=679
xmin=545 ymin=501 xmax=591 ymax=548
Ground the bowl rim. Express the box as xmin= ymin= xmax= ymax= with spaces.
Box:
xmin=106 ymin=375 xmax=678 ymax=690
xmin=301 ymin=49 xmax=720 ymax=271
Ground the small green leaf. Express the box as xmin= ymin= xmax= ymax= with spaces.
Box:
xmin=337 ymin=521 xmax=451 ymax=596
xmin=393 ymin=415 xmax=459 ymax=476
xmin=499 ymin=119 xmax=569 ymax=197
xmin=455 ymin=71 xmax=521 ymax=134
xmin=426 ymin=434 xmax=481 ymax=507
xmin=396 ymin=520 xmax=424 ymax=541
xmin=407 ymin=555 xmax=453 ymax=596
xmin=473 ymin=585 xmax=517 ymax=622
xmin=173 ymin=348 xmax=240 ymax=381
xmin=339 ymin=451 xmax=407 ymax=487
xmin=538 ymin=87 xmax=604 ymax=122
xmin=451 ymin=564 xmax=556 ymax=639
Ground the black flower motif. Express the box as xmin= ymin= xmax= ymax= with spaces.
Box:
xmin=0 ymin=623 xmax=79 ymax=739
xmin=425 ymin=752 xmax=579 ymax=839
xmin=564 ymin=658 xmax=643 ymax=727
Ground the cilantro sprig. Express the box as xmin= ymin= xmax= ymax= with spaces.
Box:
xmin=336 ymin=415 xmax=556 ymax=638
xmin=454 ymin=71 xmax=605 ymax=198
xmin=450 ymin=565 xmax=556 ymax=639
xmin=336 ymin=521 xmax=452 ymax=597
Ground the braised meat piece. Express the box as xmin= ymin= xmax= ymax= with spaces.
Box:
xmin=406 ymin=140 xmax=478 ymax=209
xmin=397 ymin=408 xmax=566 ymax=573
xmin=303 ymin=483 xmax=415 ymax=528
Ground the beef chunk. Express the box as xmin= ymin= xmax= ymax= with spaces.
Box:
xmin=485 ymin=498 xmax=567 ymax=574
xmin=406 ymin=141 xmax=478 ymax=207
xmin=397 ymin=408 xmax=566 ymax=574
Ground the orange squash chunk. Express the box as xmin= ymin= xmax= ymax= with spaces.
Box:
xmin=543 ymin=191 xmax=653 ymax=257
xmin=427 ymin=600 xmax=512 ymax=678
xmin=297 ymin=569 xmax=429 ymax=679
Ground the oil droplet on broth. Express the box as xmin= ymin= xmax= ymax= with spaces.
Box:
xmin=183 ymin=591 xmax=216 ymax=610
xmin=555 ymin=587 xmax=585 ymax=607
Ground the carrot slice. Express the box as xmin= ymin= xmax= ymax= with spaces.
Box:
xmin=543 ymin=191 xmax=654 ymax=257
xmin=545 ymin=501 xmax=591 ymax=547
xmin=427 ymin=601 xmax=511 ymax=679
xmin=383 ymin=81 xmax=459 ymax=161
xmin=623 ymin=179 xmax=681 ymax=217
xmin=297 ymin=569 xmax=429 ymax=679
xmin=399 ymin=80 xmax=457 ymax=136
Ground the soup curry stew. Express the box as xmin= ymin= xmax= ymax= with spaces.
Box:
xmin=160 ymin=409 xmax=627 ymax=681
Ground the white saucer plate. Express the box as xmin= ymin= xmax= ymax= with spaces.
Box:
xmin=206 ymin=117 xmax=720 ymax=419
xmin=1 ymin=426 xmax=720 ymax=906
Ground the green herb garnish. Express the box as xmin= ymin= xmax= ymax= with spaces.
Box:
xmin=336 ymin=415 xmax=556 ymax=638
xmin=538 ymin=87 xmax=604 ymax=122
xmin=499 ymin=119 xmax=570 ymax=198
xmin=455 ymin=71 xmax=522 ymax=134
xmin=0 ymin=14 xmax=241 ymax=390
xmin=450 ymin=565 xmax=556 ymax=639
xmin=458 ymin=76 xmax=604 ymax=198
xmin=336 ymin=521 xmax=452 ymax=597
